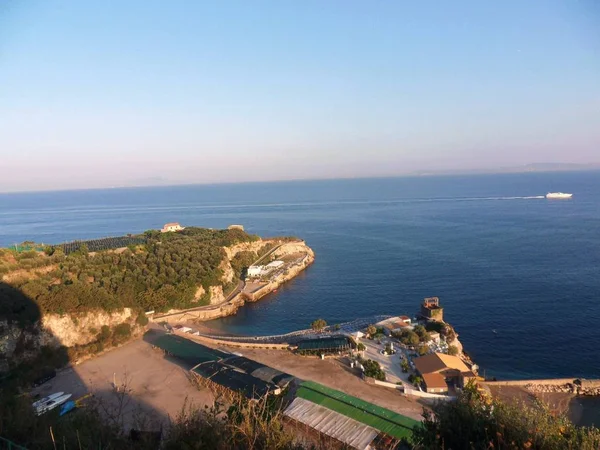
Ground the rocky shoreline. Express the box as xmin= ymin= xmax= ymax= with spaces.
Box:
xmin=526 ymin=381 xmax=600 ymax=396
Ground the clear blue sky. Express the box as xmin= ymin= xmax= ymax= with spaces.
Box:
xmin=1 ymin=0 xmax=599 ymax=192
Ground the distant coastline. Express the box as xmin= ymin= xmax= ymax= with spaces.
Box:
xmin=2 ymin=164 xmax=599 ymax=194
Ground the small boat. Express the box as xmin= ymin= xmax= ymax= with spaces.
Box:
xmin=546 ymin=192 xmax=573 ymax=199
xmin=36 ymin=394 xmax=72 ymax=416
xmin=59 ymin=400 xmax=76 ymax=416
xmin=32 ymin=392 xmax=64 ymax=410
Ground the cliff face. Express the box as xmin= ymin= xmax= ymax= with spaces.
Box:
xmin=0 ymin=308 xmax=142 ymax=368
xmin=42 ymin=309 xmax=134 ymax=347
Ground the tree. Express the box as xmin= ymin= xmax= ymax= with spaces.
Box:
xmin=401 ymin=358 xmax=410 ymax=373
xmin=362 ymin=359 xmax=386 ymax=381
xmin=447 ymin=345 xmax=459 ymax=356
xmin=398 ymin=330 xmax=420 ymax=346
xmin=310 ymin=318 xmax=327 ymax=332
xmin=366 ymin=324 xmax=377 ymax=337
xmin=333 ymin=324 xmax=341 ymax=331
xmin=412 ymin=375 xmax=423 ymax=387
xmin=357 ymin=343 xmax=366 ymax=352
xmin=417 ymin=344 xmax=429 ymax=356
xmin=414 ymin=324 xmax=430 ymax=342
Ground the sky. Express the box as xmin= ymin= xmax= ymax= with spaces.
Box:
xmin=0 ymin=0 xmax=599 ymax=192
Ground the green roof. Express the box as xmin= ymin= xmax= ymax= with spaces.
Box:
xmin=297 ymin=380 xmax=418 ymax=441
xmin=152 ymin=334 xmax=228 ymax=366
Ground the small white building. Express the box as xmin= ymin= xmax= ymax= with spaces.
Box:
xmin=247 ymin=265 xmax=263 ymax=277
xmin=266 ymin=260 xmax=285 ymax=269
xmin=161 ymin=222 xmax=185 ymax=233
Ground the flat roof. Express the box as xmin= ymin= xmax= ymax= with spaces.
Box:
xmin=296 ymin=381 xmax=418 ymax=441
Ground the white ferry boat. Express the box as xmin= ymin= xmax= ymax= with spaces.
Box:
xmin=546 ymin=192 xmax=572 ymax=199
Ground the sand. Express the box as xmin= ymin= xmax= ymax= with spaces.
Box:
xmin=228 ymin=347 xmax=426 ymax=421
xmin=33 ymin=339 xmax=214 ymax=429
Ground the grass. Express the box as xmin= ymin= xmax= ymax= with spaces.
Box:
xmin=297 ymin=380 xmax=418 ymax=440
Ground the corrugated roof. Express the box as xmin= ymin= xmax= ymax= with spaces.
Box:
xmin=284 ymin=397 xmax=378 ymax=450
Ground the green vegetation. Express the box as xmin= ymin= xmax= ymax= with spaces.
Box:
xmin=366 ymin=324 xmax=377 ymax=337
xmin=400 ymin=358 xmax=410 ymax=373
xmin=310 ymin=318 xmax=327 ymax=332
xmin=362 ymin=359 xmax=386 ymax=381
xmin=412 ymin=383 xmax=600 ymax=449
xmin=1 ymin=227 xmax=259 ymax=320
xmin=417 ymin=344 xmax=429 ymax=356
xmin=357 ymin=343 xmax=366 ymax=352
xmin=230 ymin=250 xmax=258 ymax=279
xmin=394 ymin=329 xmax=420 ymax=346
xmin=297 ymin=381 xmax=417 ymax=440
xmin=447 ymin=344 xmax=459 ymax=356
xmin=413 ymin=325 xmax=430 ymax=342
xmin=425 ymin=320 xmax=456 ymax=343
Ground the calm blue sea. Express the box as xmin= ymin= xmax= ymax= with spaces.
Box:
xmin=1 ymin=172 xmax=599 ymax=380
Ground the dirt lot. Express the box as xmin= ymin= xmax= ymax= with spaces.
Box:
xmin=232 ymin=347 xmax=426 ymax=420
xmin=34 ymin=339 xmax=213 ymax=428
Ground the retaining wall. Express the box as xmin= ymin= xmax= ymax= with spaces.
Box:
xmin=175 ymin=331 xmax=290 ymax=350
xmin=483 ymin=378 xmax=600 ymax=388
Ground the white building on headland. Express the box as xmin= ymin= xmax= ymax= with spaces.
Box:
xmin=247 ymin=265 xmax=263 ymax=277
xmin=266 ymin=260 xmax=284 ymax=269
xmin=228 ymin=224 xmax=244 ymax=231
xmin=247 ymin=261 xmax=285 ymax=278
xmin=161 ymin=222 xmax=185 ymax=233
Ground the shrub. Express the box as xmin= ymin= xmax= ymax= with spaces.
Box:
xmin=417 ymin=344 xmax=429 ymax=356
xmin=412 ymin=384 xmax=600 ymax=449
xmin=136 ymin=311 xmax=149 ymax=326
xmin=447 ymin=345 xmax=459 ymax=356
xmin=362 ymin=359 xmax=386 ymax=381
xmin=310 ymin=318 xmax=327 ymax=332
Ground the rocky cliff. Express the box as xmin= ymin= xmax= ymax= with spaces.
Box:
xmin=0 ymin=308 xmax=144 ymax=369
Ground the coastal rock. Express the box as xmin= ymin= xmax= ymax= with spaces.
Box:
xmin=222 ymin=240 xmax=269 ymax=260
xmin=42 ymin=308 xmax=134 ymax=347
xmin=209 ymin=286 xmax=226 ymax=305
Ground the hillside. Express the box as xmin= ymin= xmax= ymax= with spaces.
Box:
xmin=0 ymin=227 xmax=298 ymax=373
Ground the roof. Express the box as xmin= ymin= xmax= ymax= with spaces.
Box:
xmin=163 ymin=222 xmax=180 ymax=227
xmin=284 ymin=397 xmax=379 ymax=450
xmin=296 ymin=336 xmax=350 ymax=351
xmin=422 ymin=372 xmax=447 ymax=389
xmin=152 ymin=334 xmax=228 ymax=367
xmin=296 ymin=381 xmax=417 ymax=441
xmin=192 ymin=362 xmax=277 ymax=398
xmin=399 ymin=315 xmax=411 ymax=321
xmin=413 ymin=353 xmax=470 ymax=375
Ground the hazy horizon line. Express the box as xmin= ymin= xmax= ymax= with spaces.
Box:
xmin=2 ymin=164 xmax=599 ymax=195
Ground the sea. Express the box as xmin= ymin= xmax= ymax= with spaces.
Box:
xmin=1 ymin=171 xmax=599 ymax=382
